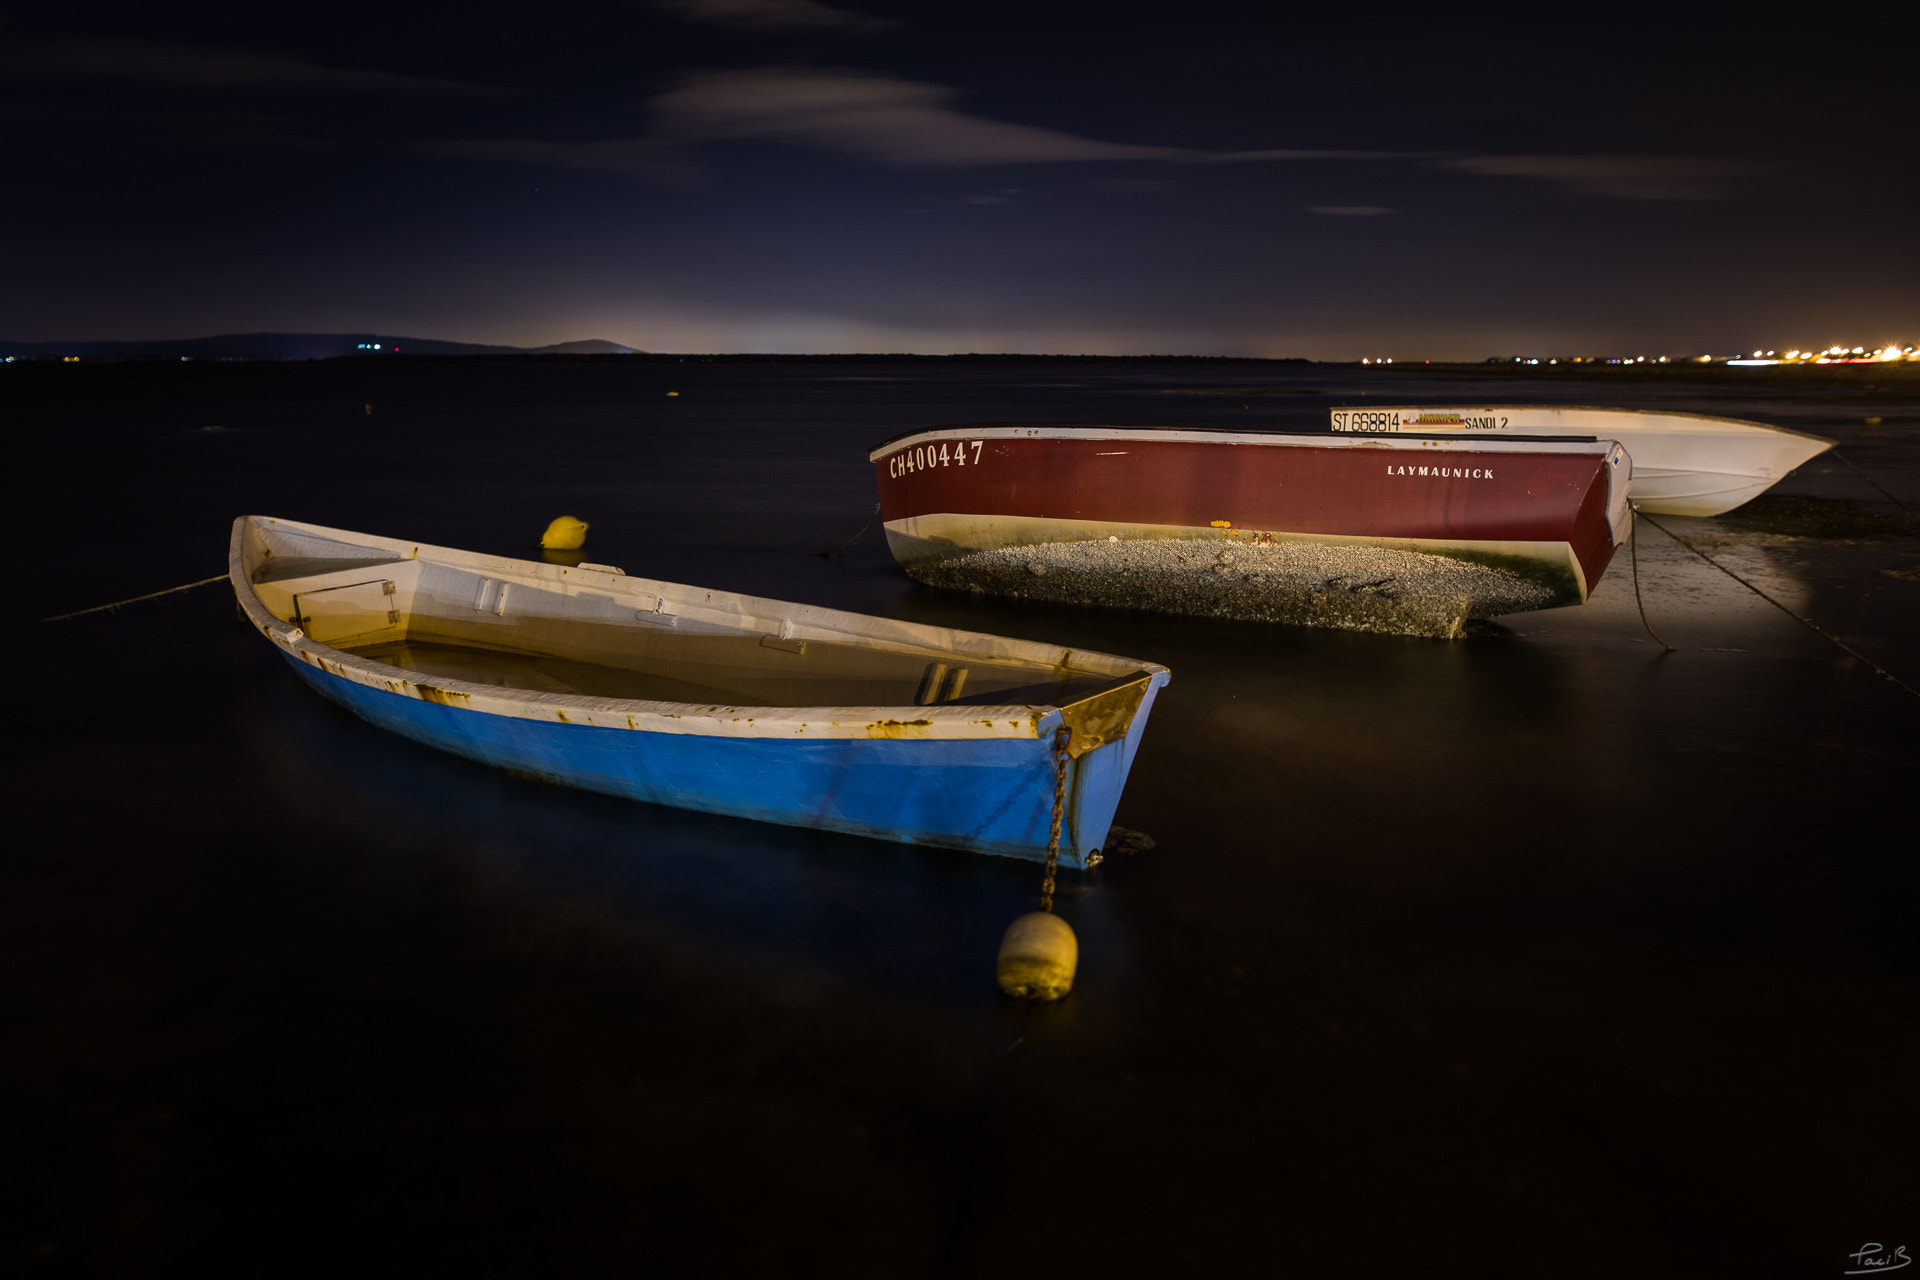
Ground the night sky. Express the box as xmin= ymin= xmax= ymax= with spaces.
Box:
xmin=3 ymin=1 xmax=1913 ymax=359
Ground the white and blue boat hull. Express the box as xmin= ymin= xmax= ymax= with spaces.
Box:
xmin=282 ymin=654 xmax=1156 ymax=860
xmin=237 ymin=516 xmax=1169 ymax=865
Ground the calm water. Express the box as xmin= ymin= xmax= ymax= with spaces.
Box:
xmin=7 ymin=358 xmax=1918 ymax=1276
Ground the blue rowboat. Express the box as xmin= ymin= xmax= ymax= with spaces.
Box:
xmin=230 ymin=516 xmax=1171 ymax=864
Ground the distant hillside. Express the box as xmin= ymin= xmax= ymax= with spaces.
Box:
xmin=0 ymin=332 xmax=643 ymax=360
xmin=519 ymin=339 xmax=639 ymax=355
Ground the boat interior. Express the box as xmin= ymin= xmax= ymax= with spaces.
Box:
xmin=242 ymin=522 xmax=1140 ymax=710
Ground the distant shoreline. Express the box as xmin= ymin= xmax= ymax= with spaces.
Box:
xmin=6 ymin=349 xmax=1912 ymax=386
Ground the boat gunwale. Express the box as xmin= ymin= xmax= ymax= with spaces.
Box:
xmin=866 ymin=422 xmax=1633 ymax=462
xmin=1326 ymin=403 xmax=1838 ymax=447
xmin=230 ymin=516 xmax=1167 ymax=743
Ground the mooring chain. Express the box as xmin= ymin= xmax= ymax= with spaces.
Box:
xmin=1629 ymin=503 xmax=1677 ymax=652
xmin=1039 ymin=726 xmax=1071 ymax=913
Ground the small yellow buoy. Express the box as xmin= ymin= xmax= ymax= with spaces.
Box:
xmin=540 ymin=516 xmax=589 ymax=550
xmin=996 ymin=911 xmax=1077 ymax=1001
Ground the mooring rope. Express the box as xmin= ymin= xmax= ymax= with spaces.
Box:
xmin=1831 ymin=447 xmax=1917 ymax=518
xmin=1635 ymin=511 xmax=1920 ymax=702
xmin=818 ymin=502 xmax=882 ymax=557
xmin=41 ymin=574 xmax=228 ymax=623
xmin=1039 ymin=726 xmax=1071 ymax=913
xmin=1628 ymin=504 xmax=1677 ymax=653
xmin=993 ymin=726 xmax=1081 ymax=1003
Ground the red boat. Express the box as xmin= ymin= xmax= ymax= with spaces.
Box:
xmin=869 ymin=424 xmax=1632 ymax=627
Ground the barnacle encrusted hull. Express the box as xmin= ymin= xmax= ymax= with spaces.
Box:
xmin=908 ymin=537 xmax=1559 ymax=640
xmin=869 ymin=423 xmax=1631 ymax=635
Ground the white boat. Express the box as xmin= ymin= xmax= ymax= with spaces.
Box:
xmin=230 ymin=515 xmax=1170 ymax=864
xmin=1328 ymin=405 xmax=1833 ymax=516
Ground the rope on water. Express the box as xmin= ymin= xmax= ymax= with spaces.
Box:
xmin=817 ymin=503 xmax=882 ymax=557
xmin=41 ymin=574 xmax=228 ymax=623
xmin=1831 ymin=447 xmax=1917 ymax=518
xmin=1636 ymin=511 xmax=1920 ymax=702
xmin=1628 ymin=504 xmax=1677 ymax=653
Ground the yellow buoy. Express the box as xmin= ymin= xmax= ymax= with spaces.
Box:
xmin=540 ymin=516 xmax=589 ymax=550
xmin=996 ymin=911 xmax=1078 ymax=1001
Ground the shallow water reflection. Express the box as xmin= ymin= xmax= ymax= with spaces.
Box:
xmin=8 ymin=359 xmax=1918 ymax=1274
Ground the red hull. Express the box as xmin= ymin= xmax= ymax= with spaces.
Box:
xmin=871 ymin=425 xmax=1630 ymax=605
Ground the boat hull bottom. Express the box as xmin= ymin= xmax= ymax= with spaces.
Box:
xmin=1618 ymin=470 xmax=1787 ymax=518
xmin=285 ymin=654 xmax=1141 ymax=864
xmin=889 ymin=518 xmax=1587 ymax=639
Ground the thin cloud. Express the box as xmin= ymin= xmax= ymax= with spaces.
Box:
xmin=0 ymin=101 xmax=328 ymax=149
xmin=0 ymin=39 xmax=499 ymax=96
xmin=651 ymin=67 xmax=1192 ymax=167
xmin=1438 ymin=154 xmax=1762 ymax=200
xmin=654 ymin=0 xmax=895 ymax=31
xmin=147 ymin=109 xmax=328 ymax=150
xmin=412 ymin=62 xmax=1758 ymax=208
xmin=1210 ymin=149 xmax=1432 ymax=163
xmin=1201 ymin=147 xmax=1757 ymax=202
xmin=428 ymin=138 xmax=692 ymax=184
